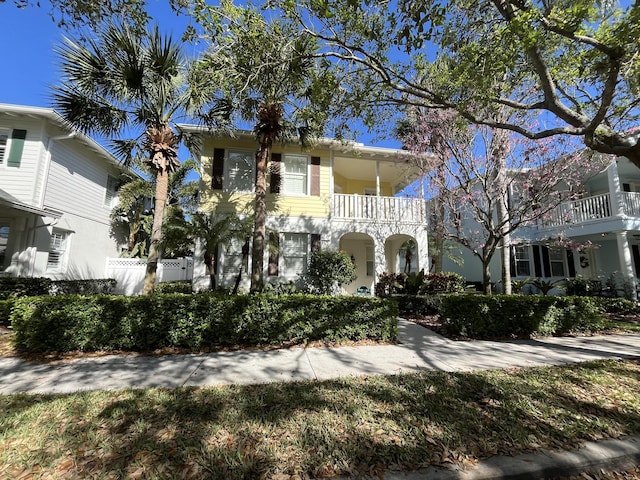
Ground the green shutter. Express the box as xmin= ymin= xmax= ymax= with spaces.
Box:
xmin=7 ymin=129 xmax=26 ymax=167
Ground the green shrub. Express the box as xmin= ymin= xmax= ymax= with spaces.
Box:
xmin=304 ymin=250 xmax=357 ymax=295
xmin=439 ymin=294 xmax=606 ymax=339
xmin=393 ymin=294 xmax=445 ymax=316
xmin=0 ymin=277 xmax=51 ymax=299
xmin=0 ymin=299 xmax=15 ymax=326
xmin=11 ymin=294 xmax=398 ymax=353
xmin=375 ymin=271 xmax=466 ymax=297
xmin=154 ymin=281 xmax=193 ymax=294
xmin=591 ymin=297 xmax=638 ymax=314
xmin=0 ymin=277 xmax=116 ymax=299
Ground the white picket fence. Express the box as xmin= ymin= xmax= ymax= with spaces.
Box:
xmin=105 ymin=257 xmax=194 ymax=295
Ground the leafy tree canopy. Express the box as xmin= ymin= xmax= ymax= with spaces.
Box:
xmin=277 ymin=0 xmax=640 ymax=165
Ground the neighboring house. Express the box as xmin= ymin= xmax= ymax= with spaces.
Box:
xmin=0 ymin=104 xmax=131 ymax=279
xmin=184 ymin=129 xmax=429 ymax=294
xmin=442 ymin=155 xmax=640 ymax=293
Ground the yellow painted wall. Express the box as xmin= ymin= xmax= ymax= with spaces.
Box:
xmin=199 ymin=137 xmax=330 ymax=217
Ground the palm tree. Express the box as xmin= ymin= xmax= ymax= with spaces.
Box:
xmin=195 ymin=7 xmax=337 ymax=292
xmin=52 ymin=23 xmax=228 ymax=294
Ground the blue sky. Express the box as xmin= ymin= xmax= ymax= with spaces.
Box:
xmin=0 ymin=1 xmax=196 ymax=107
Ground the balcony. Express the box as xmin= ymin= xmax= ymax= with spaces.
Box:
xmin=543 ymin=192 xmax=640 ymax=228
xmin=331 ymin=194 xmax=426 ymax=224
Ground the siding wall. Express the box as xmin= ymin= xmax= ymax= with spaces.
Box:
xmin=0 ymin=116 xmax=47 ymax=204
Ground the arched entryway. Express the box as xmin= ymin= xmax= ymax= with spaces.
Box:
xmin=339 ymin=232 xmax=375 ymax=294
xmin=385 ymin=234 xmax=419 ymax=274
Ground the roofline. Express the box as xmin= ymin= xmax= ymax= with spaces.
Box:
xmin=0 ymin=103 xmax=129 ymax=173
xmin=176 ymin=123 xmax=432 ymax=160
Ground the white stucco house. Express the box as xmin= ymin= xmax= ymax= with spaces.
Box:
xmin=441 ymin=154 xmax=640 ymax=295
xmin=0 ymin=104 xmax=132 ymax=279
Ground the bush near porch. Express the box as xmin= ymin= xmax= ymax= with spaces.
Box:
xmin=439 ymin=294 xmax=608 ymax=338
xmin=10 ymin=294 xmax=398 ymax=354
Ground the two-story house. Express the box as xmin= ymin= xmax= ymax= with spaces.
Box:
xmin=442 ymin=155 xmax=640 ymax=292
xmin=185 ymin=129 xmax=429 ymax=293
xmin=0 ymin=104 xmax=131 ymax=279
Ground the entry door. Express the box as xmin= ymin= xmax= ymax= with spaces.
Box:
xmin=576 ymin=248 xmax=597 ymax=278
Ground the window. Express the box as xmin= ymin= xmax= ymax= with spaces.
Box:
xmin=104 ymin=175 xmax=119 ymax=207
xmin=549 ymin=247 xmax=565 ymax=277
xmin=366 ymin=245 xmax=374 ymax=277
xmin=0 ymin=225 xmax=10 ymax=271
xmin=47 ymin=229 xmax=69 ymax=271
xmin=223 ymin=237 xmax=248 ymax=276
xmin=283 ymin=155 xmax=308 ymax=195
xmin=282 ymin=233 xmax=308 ymax=275
xmin=0 ymin=131 xmax=8 ymax=165
xmin=226 ymin=150 xmax=254 ymax=193
xmin=513 ymin=246 xmax=531 ymax=277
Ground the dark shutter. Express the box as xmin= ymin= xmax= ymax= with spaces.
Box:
xmin=268 ymin=231 xmax=279 ymax=276
xmin=509 ymin=246 xmax=516 ymax=277
xmin=623 ymin=183 xmax=631 ymax=192
xmin=7 ymin=129 xmax=26 ymax=167
xmin=310 ymin=156 xmax=321 ymax=196
xmin=541 ymin=246 xmax=551 ymax=277
xmin=566 ymin=250 xmax=576 ymax=278
xmin=633 ymin=245 xmax=640 ymax=277
xmin=270 ymin=153 xmax=282 ymax=194
xmin=310 ymin=233 xmax=321 ymax=252
xmin=212 ymin=148 xmax=225 ymax=190
xmin=532 ymin=245 xmax=543 ymax=277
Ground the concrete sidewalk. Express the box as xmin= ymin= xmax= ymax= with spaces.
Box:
xmin=1 ymin=319 xmax=639 ymax=395
xmin=1 ymin=320 xmax=640 ymax=479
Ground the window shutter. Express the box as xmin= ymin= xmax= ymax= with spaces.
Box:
xmin=270 ymin=153 xmax=282 ymax=194
xmin=541 ymin=246 xmax=551 ymax=277
xmin=7 ymin=129 xmax=26 ymax=167
xmin=268 ymin=231 xmax=279 ymax=276
xmin=566 ymin=249 xmax=576 ymax=277
xmin=310 ymin=233 xmax=321 ymax=252
xmin=310 ymin=156 xmax=321 ymax=196
xmin=212 ymin=148 xmax=225 ymax=190
xmin=509 ymin=246 xmax=516 ymax=277
xmin=532 ymin=245 xmax=543 ymax=277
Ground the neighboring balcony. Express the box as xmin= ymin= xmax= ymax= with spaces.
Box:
xmin=543 ymin=192 xmax=640 ymax=228
xmin=331 ymin=193 xmax=427 ymax=224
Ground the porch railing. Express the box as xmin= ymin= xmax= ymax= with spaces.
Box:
xmin=622 ymin=191 xmax=640 ymax=217
xmin=332 ymin=194 xmax=426 ymax=223
xmin=544 ymin=193 xmax=612 ymax=227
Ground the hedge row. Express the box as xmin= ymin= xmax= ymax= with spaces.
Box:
xmin=439 ymin=294 xmax=608 ymax=339
xmin=0 ymin=277 xmax=116 ymax=299
xmin=10 ymin=294 xmax=398 ymax=353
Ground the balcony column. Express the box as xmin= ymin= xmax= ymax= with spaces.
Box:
xmin=329 ymin=149 xmax=335 ymax=216
xmin=607 ymin=159 xmax=624 ymax=216
xmin=375 ymin=161 xmax=381 ymax=218
xmin=615 ymin=231 xmax=637 ymax=300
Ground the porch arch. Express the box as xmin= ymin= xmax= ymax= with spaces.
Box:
xmin=338 ymin=232 xmax=375 ymax=294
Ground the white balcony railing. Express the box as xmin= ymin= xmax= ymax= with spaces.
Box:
xmin=543 ymin=191 xmax=640 ymax=228
xmin=332 ymin=194 xmax=426 ymax=224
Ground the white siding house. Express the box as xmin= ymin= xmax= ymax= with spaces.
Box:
xmin=0 ymin=104 xmax=131 ymax=279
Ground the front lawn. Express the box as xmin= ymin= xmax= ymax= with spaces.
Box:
xmin=1 ymin=359 xmax=639 ymax=479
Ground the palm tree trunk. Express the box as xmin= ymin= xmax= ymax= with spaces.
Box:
xmin=142 ymin=169 xmax=169 ymax=295
xmin=250 ymin=137 xmax=271 ymax=293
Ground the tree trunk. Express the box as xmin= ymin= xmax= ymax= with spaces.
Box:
xmin=204 ymin=251 xmax=216 ymax=291
xmin=142 ymin=169 xmax=169 ymax=295
xmin=250 ymin=138 xmax=271 ymax=293
xmin=496 ymin=177 xmax=511 ymax=294
xmin=233 ymin=238 xmax=250 ymax=295
xmin=482 ymin=257 xmax=492 ymax=295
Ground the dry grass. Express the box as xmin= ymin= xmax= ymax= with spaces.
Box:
xmin=1 ymin=359 xmax=639 ymax=479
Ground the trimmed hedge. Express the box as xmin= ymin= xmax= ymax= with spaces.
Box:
xmin=153 ymin=281 xmax=193 ymax=294
xmin=439 ymin=294 xmax=607 ymax=339
xmin=393 ymin=294 xmax=445 ymax=316
xmin=0 ymin=277 xmax=116 ymax=299
xmin=0 ymin=299 xmax=13 ymax=326
xmin=10 ymin=294 xmax=398 ymax=353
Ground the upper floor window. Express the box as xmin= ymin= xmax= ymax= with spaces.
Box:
xmin=104 ymin=175 xmax=119 ymax=207
xmin=282 ymin=155 xmax=308 ymax=195
xmin=47 ymin=229 xmax=69 ymax=272
xmin=226 ymin=150 xmax=254 ymax=193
